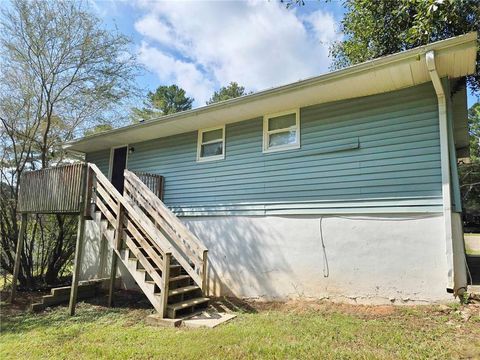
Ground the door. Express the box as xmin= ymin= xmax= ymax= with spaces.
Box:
xmin=110 ymin=146 xmax=128 ymax=194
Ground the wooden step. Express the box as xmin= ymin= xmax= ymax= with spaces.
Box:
xmin=31 ymin=282 xmax=100 ymax=312
xmin=167 ymin=297 xmax=209 ymax=318
xmin=168 ymin=285 xmax=199 ymax=297
xmin=137 ymin=267 xmax=160 ymax=272
xmin=137 ymin=264 xmax=180 ymax=273
xmin=169 ymin=274 xmax=190 ymax=282
xmin=168 ymin=264 xmax=182 ymax=277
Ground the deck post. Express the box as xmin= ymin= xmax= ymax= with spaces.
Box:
xmin=160 ymin=253 xmax=172 ymax=318
xmin=108 ymin=202 xmax=124 ymax=307
xmin=84 ymin=167 xmax=95 ymax=220
xmin=107 ymin=250 xmax=118 ymax=307
xmin=10 ymin=213 xmax=28 ymax=303
xmin=68 ymin=164 xmax=89 ymax=316
xmin=201 ymin=250 xmax=208 ymax=294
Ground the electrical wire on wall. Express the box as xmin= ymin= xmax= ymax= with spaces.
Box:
xmin=319 ymin=213 xmax=473 ymax=294
xmin=317 ymin=214 xmax=445 ymax=280
xmin=319 ymin=216 xmax=329 ymax=278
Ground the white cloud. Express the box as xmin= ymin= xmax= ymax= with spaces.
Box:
xmin=137 ymin=42 xmax=215 ymax=105
xmin=134 ymin=1 xmax=340 ymax=106
xmin=305 ymin=10 xmax=340 ymax=45
xmin=135 ymin=15 xmax=175 ymax=46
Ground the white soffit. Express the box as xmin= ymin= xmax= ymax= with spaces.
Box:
xmin=66 ymin=32 xmax=478 ymax=153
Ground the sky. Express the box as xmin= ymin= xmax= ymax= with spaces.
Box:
xmin=91 ymin=0 xmax=478 ymax=108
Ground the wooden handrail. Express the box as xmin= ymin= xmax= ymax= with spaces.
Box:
xmin=124 ymin=170 xmax=207 ymax=252
xmin=89 ymin=164 xmax=173 ymax=255
xmin=123 ymin=170 xmax=208 ymax=291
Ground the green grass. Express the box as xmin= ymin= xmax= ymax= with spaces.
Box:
xmin=1 ymin=301 xmax=480 ymax=359
xmin=465 ymin=233 xmax=480 ymax=256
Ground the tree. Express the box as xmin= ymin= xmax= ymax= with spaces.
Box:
xmin=329 ymin=0 xmax=480 ymax=93
xmin=459 ymin=103 xmax=480 ymax=229
xmin=206 ymin=82 xmax=251 ymax=105
xmin=84 ymin=124 xmax=114 ymax=137
xmin=132 ymin=85 xmax=194 ymax=122
xmin=467 ymin=103 xmax=480 ymax=163
xmin=0 ymin=0 xmax=139 ymax=287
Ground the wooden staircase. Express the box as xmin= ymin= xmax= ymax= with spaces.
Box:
xmin=88 ymin=164 xmax=209 ymax=319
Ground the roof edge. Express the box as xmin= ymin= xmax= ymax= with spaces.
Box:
xmin=65 ymin=31 xmax=478 ymax=151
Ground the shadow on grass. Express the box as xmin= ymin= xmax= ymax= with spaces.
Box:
xmin=210 ymin=296 xmax=258 ymax=314
xmin=0 ymin=289 xmax=156 ymax=335
xmin=85 ymin=289 xmax=154 ymax=310
xmin=0 ymin=291 xmax=258 ymax=335
xmin=0 ymin=303 xmax=139 ymax=335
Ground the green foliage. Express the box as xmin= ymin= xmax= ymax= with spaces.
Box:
xmin=459 ymin=102 xmax=480 ymax=221
xmin=206 ymin=82 xmax=251 ymax=105
xmin=83 ymin=124 xmax=114 ymax=137
xmin=280 ymin=0 xmax=305 ymax=8
xmin=460 ymin=291 xmax=470 ymax=305
xmin=330 ymin=0 xmax=480 ymax=92
xmin=468 ymin=103 xmax=480 ymax=162
xmin=132 ymin=85 xmax=194 ymax=122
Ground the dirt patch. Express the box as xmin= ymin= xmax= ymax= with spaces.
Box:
xmin=226 ymin=297 xmax=480 ymax=323
xmin=3 ymin=291 xmax=480 ymax=325
xmin=235 ymin=298 xmax=398 ymax=318
xmin=0 ymin=290 xmax=47 ymax=316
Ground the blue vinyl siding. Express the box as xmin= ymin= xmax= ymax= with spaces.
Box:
xmin=86 ymin=149 xmax=110 ymax=176
xmin=86 ymin=83 xmax=443 ymax=215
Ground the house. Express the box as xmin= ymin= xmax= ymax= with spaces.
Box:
xmin=65 ymin=32 xmax=477 ymax=307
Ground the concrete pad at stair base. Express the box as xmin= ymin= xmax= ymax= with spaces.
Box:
xmin=146 ymin=310 xmax=236 ymax=329
xmin=182 ymin=310 xmax=236 ymax=328
xmin=146 ymin=314 xmax=182 ymax=328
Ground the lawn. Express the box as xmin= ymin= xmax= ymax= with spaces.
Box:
xmin=1 ymin=293 xmax=480 ymax=360
xmin=465 ymin=233 xmax=480 ymax=256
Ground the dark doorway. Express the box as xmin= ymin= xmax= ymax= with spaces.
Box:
xmin=111 ymin=146 xmax=128 ymax=194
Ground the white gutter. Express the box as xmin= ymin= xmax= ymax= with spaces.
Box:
xmin=426 ymin=51 xmax=455 ymax=291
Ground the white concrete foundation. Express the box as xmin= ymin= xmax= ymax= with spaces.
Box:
xmin=182 ymin=214 xmax=452 ymax=304
xmin=80 ymin=217 xmax=139 ymax=291
xmin=79 ymin=212 xmax=454 ymax=304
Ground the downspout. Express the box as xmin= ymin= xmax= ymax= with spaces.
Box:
xmin=425 ymin=51 xmax=455 ymax=292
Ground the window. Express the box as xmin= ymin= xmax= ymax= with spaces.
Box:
xmin=263 ymin=109 xmax=300 ymax=152
xmin=197 ymin=126 xmax=225 ymax=162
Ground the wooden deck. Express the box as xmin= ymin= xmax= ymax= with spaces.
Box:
xmin=11 ymin=162 xmax=209 ymax=319
xmin=17 ymin=163 xmax=87 ymax=214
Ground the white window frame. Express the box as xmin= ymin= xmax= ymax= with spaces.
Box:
xmin=263 ymin=109 xmax=300 ymax=153
xmin=196 ymin=125 xmax=226 ymax=162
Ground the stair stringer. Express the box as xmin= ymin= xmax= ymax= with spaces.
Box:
xmin=93 ymin=211 xmax=164 ymax=312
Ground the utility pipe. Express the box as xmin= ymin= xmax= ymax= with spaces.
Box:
xmin=425 ymin=50 xmax=465 ymax=295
